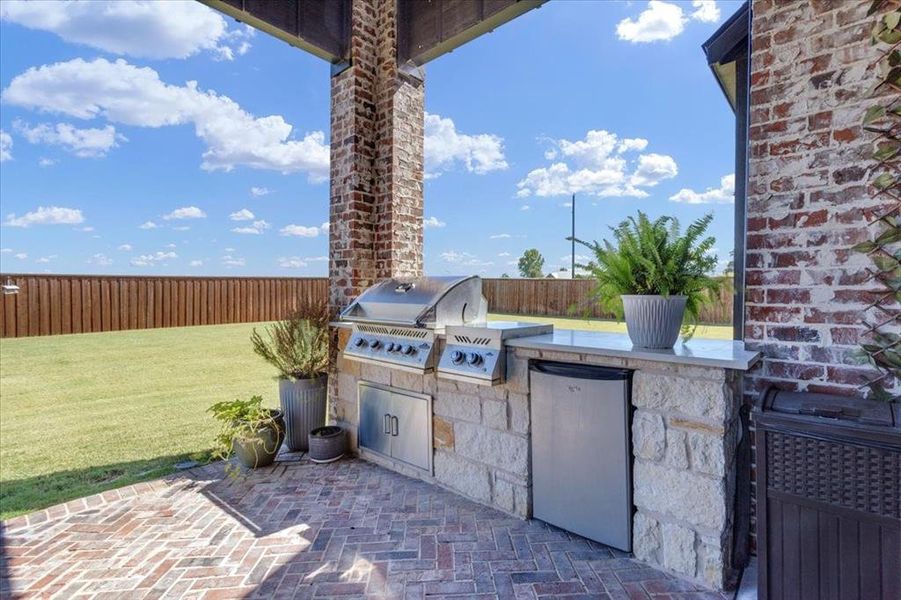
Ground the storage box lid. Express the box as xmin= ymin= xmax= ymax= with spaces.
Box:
xmin=758 ymin=387 xmax=898 ymax=429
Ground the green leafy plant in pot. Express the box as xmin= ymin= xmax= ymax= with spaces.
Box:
xmin=208 ymin=396 xmax=285 ymax=473
xmin=251 ymin=304 xmax=330 ymax=451
xmin=570 ymin=212 xmax=720 ymax=348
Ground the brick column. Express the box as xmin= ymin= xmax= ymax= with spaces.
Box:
xmin=329 ymin=0 xmax=424 ymax=315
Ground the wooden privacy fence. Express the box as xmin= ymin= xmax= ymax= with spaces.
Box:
xmin=0 ymin=274 xmax=731 ymax=339
xmin=481 ymin=277 xmax=734 ymax=325
xmin=0 ymin=274 xmax=327 ymax=339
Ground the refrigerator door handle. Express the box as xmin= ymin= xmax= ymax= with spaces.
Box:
xmin=391 ymin=415 xmax=399 ymax=436
xmin=384 ymin=413 xmax=391 ymax=434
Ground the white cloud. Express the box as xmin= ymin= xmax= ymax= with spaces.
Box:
xmin=278 ymin=256 xmax=308 ymax=269
xmin=131 ymin=250 xmax=176 ymax=266
xmin=490 ymin=233 xmax=512 ymax=239
xmin=691 ymin=1 xmax=720 ymax=23
xmin=88 ymin=253 xmax=112 ymax=266
xmin=250 ymin=186 xmax=272 ymax=197
xmin=279 ymin=224 xmax=320 ymax=237
xmin=516 ymin=130 xmax=677 ymax=198
xmin=164 ymin=243 xmax=176 ymax=248
xmin=229 ymin=208 xmax=254 ymax=221
xmin=440 ymin=250 xmax=493 ymax=267
xmin=138 ymin=220 xmax=157 ymax=229
xmin=117 ymin=243 xmax=132 ymax=251
xmin=670 ymin=173 xmax=735 ymax=204
xmin=35 ymin=255 xmax=56 ymax=264
xmin=424 ymin=216 xmax=446 ymax=229
xmin=38 ymin=157 xmax=57 ymax=167
xmin=0 ymin=130 xmax=11 ymax=161
xmin=14 ymin=120 xmax=123 ymax=157
xmin=2 ymin=58 xmax=329 ymax=180
xmin=221 ymin=254 xmax=245 ymax=267
xmin=0 ymin=0 xmax=253 ymax=61
xmin=320 ymin=222 xmax=329 ymax=234
xmin=424 ymin=112 xmax=507 ymax=178
xmin=5 ymin=206 xmax=85 ymax=227
xmin=162 ymin=206 xmax=205 ymax=220
xmin=77 ymin=225 xmax=94 ymax=232
xmin=616 ymin=1 xmax=720 ymax=43
xmin=498 ymin=252 xmax=511 ymax=257
xmin=224 ymin=247 xmax=236 ymax=253
xmin=0 ymin=248 xmax=11 ymax=253
xmin=520 ymin=205 xmax=531 ymax=211
xmin=189 ymin=259 xmax=203 ymax=267
xmin=14 ymin=252 xmax=28 ymax=260
xmin=630 ymin=153 xmax=678 ymax=187
xmin=172 ymin=225 xmax=190 ymax=231
xmin=231 ymin=219 xmax=270 ymax=235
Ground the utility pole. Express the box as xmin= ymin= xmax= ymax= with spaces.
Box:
xmin=571 ymin=193 xmax=576 ymax=277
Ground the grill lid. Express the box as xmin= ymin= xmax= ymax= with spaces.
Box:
xmin=339 ymin=275 xmax=487 ymax=328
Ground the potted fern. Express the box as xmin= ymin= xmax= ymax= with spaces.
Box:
xmin=208 ymin=396 xmax=285 ymax=471
xmin=251 ymin=305 xmax=329 ymax=451
xmin=571 ymin=212 xmax=720 ymax=349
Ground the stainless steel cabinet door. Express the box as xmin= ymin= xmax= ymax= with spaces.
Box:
xmin=531 ymin=368 xmax=632 ymax=551
xmin=358 ymin=384 xmax=392 ymax=457
xmin=390 ymin=393 xmax=431 ymax=471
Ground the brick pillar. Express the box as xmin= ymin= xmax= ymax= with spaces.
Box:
xmin=329 ymin=0 xmax=424 ymax=316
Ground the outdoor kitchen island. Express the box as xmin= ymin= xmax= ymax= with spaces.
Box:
xmin=331 ymin=322 xmax=759 ymax=591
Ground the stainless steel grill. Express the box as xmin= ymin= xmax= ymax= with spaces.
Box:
xmin=438 ymin=321 xmax=553 ymax=385
xmin=340 ymin=276 xmax=487 ymax=374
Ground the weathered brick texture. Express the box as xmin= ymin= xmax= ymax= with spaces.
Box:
xmin=329 ymin=0 xmax=424 ymax=315
xmin=745 ymin=0 xmax=900 ymax=402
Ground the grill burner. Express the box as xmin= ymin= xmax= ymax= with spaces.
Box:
xmin=340 ymin=276 xmax=487 ymax=374
xmin=438 ymin=321 xmax=553 ymax=385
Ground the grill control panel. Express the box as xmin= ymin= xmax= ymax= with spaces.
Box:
xmin=342 ymin=324 xmax=437 ymax=373
xmin=438 ymin=322 xmax=553 ymax=385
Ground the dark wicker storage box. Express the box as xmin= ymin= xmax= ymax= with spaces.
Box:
xmin=754 ymin=388 xmax=900 ymax=600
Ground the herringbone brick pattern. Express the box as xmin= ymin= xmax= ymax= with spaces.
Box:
xmin=1 ymin=455 xmax=726 ymax=599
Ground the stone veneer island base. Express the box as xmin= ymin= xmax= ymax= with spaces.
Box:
xmin=331 ymin=326 xmax=759 ymax=591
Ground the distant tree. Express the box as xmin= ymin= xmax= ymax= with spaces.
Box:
xmin=518 ymin=248 xmax=545 ymax=278
xmin=500 ymin=273 xmax=511 ymax=278
xmin=724 ymin=250 xmax=735 ymax=275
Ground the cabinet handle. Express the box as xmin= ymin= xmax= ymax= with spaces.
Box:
xmin=391 ymin=415 xmax=399 ymax=436
xmin=384 ymin=413 xmax=391 ymax=434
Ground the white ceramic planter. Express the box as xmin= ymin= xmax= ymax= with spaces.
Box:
xmin=621 ymin=295 xmax=687 ymax=349
xmin=279 ymin=375 xmax=327 ymax=451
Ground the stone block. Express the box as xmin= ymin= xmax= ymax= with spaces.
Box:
xmin=433 ymin=416 xmax=454 ymax=450
xmin=433 ymin=393 xmax=480 ymax=423
xmin=360 ymin=363 xmax=391 ymax=385
xmin=508 ymin=393 xmax=530 ymax=434
xmin=632 ymin=512 xmax=661 ymax=564
xmin=633 ymin=461 xmax=726 ymax=532
xmin=493 ymin=476 xmax=515 ymax=512
xmin=453 ymin=422 xmax=529 ymax=476
xmin=506 ymin=356 xmax=530 ymax=395
xmin=632 ymin=411 xmax=665 ymax=461
xmin=696 ymin=536 xmax=725 ymax=590
xmin=434 ymin=451 xmax=490 ymax=503
xmin=482 ymin=399 xmax=508 ymax=430
xmin=688 ymin=432 xmax=726 ymax=477
xmin=338 ymin=373 xmax=358 ymax=405
xmin=391 ymin=370 xmax=424 ymax=393
xmin=513 ymin=484 xmax=529 ymax=518
xmin=336 ymin=354 xmax=361 ymax=377
xmin=632 ymin=372 xmax=729 ymax=423
xmin=664 ymin=428 xmax=689 ymax=470
xmin=538 ymin=349 xmax=583 ymax=362
xmin=661 ymin=522 xmax=696 ymax=577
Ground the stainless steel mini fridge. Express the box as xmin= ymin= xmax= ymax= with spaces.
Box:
xmin=530 ymin=361 xmax=633 ymax=551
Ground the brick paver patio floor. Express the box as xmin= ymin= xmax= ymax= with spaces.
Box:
xmin=1 ymin=455 xmax=727 ymax=599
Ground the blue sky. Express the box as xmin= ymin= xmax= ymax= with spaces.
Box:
xmin=0 ymin=0 xmax=740 ymax=277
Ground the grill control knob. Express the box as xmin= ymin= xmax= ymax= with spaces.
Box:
xmin=401 ymin=344 xmax=414 ymax=355
xmin=354 ymin=338 xmax=367 ymax=348
xmin=451 ymin=350 xmax=465 ymax=364
xmin=386 ymin=342 xmax=396 ymax=352
xmin=467 ymin=352 xmax=483 ymax=366
xmin=369 ymin=339 xmax=381 ymax=349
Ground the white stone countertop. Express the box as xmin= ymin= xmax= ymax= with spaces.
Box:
xmin=506 ymin=329 xmax=760 ymax=371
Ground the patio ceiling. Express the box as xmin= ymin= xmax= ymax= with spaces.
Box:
xmin=198 ymin=0 xmax=546 ymax=68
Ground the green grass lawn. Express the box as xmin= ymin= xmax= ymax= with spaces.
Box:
xmin=0 ymin=322 xmax=278 ymax=520
xmin=0 ymin=314 xmax=731 ymax=519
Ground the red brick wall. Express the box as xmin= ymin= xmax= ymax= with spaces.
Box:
xmin=744 ymin=0 xmax=900 ymax=403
